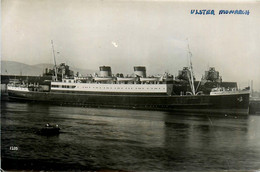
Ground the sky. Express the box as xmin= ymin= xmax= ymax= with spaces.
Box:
xmin=2 ymin=0 xmax=260 ymax=90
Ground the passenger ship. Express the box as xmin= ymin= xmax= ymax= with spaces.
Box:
xmin=7 ymin=42 xmax=250 ymax=115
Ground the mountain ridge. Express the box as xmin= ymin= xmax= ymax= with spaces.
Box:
xmin=1 ymin=60 xmax=96 ymax=76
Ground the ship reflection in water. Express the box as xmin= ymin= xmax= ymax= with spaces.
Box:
xmin=1 ymin=101 xmax=260 ymax=171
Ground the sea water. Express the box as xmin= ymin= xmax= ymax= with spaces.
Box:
xmin=1 ymin=101 xmax=260 ymax=171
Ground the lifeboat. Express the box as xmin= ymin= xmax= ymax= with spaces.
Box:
xmin=117 ymin=77 xmax=136 ymax=82
xmin=140 ymin=77 xmax=160 ymax=82
xmin=94 ymin=77 xmax=113 ymax=82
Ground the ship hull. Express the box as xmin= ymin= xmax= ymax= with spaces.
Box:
xmin=7 ymin=90 xmax=250 ymax=115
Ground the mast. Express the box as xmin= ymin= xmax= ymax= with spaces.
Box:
xmin=51 ymin=40 xmax=58 ymax=81
xmin=187 ymin=40 xmax=196 ymax=95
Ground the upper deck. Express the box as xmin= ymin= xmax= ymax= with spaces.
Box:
xmin=50 ymin=81 xmax=172 ymax=94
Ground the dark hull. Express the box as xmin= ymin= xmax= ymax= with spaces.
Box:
xmin=7 ymin=90 xmax=250 ymax=115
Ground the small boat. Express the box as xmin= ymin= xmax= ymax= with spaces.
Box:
xmin=37 ymin=123 xmax=60 ymax=136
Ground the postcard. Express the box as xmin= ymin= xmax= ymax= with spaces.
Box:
xmin=1 ymin=0 xmax=260 ymax=171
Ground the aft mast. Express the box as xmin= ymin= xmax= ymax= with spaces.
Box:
xmin=51 ymin=40 xmax=58 ymax=81
xmin=187 ymin=40 xmax=196 ymax=95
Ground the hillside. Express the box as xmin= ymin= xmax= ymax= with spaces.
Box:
xmin=1 ymin=61 xmax=96 ymax=76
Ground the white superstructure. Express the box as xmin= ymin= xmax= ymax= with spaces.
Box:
xmin=210 ymin=87 xmax=249 ymax=96
xmin=51 ymin=81 xmax=168 ymax=93
xmin=7 ymin=85 xmax=29 ymax=92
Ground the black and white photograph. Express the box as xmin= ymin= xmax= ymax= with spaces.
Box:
xmin=1 ymin=0 xmax=260 ymax=171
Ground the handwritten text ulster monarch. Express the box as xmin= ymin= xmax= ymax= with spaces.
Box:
xmin=191 ymin=10 xmax=250 ymax=15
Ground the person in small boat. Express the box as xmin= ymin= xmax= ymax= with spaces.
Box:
xmin=44 ymin=123 xmax=59 ymax=130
